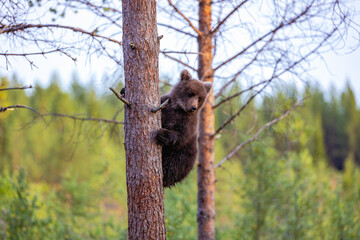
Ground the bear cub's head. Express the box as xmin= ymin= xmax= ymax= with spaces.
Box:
xmin=171 ymin=70 xmax=212 ymax=113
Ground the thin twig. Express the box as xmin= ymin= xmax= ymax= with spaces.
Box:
xmin=41 ymin=113 xmax=123 ymax=124
xmin=212 ymin=81 xmax=271 ymax=137
xmin=151 ymin=99 xmax=169 ymax=113
xmin=0 ymin=104 xmax=40 ymax=114
xmin=214 ymin=39 xmax=271 ymax=98
xmin=167 ymin=0 xmax=202 ymax=36
xmin=0 ymin=104 xmax=123 ymax=124
xmin=211 ymin=0 xmax=250 ymax=34
xmin=0 ymin=49 xmax=69 ymax=57
xmin=109 ymin=87 xmax=131 ymax=107
xmin=213 ymin=28 xmax=336 ymax=132
xmin=161 ymin=50 xmax=202 ymax=55
xmin=158 ymin=23 xmax=196 ymax=38
xmin=1 ymin=24 xmax=122 ymax=46
xmin=0 ymin=85 xmax=32 ymax=91
xmin=213 ymin=26 xmax=277 ymax=72
xmin=213 ymin=80 xmax=270 ymax=108
xmin=162 ymin=52 xmax=197 ymax=72
xmin=215 ymin=101 xmax=302 ymax=168
xmin=213 ymin=55 xmax=285 ymax=136
xmin=213 ymin=4 xmax=313 ymax=72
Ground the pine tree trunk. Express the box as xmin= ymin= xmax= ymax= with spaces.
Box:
xmin=122 ymin=1 xmax=166 ymax=239
xmin=197 ymin=0 xmax=215 ymax=239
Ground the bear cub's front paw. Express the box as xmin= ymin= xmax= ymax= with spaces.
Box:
xmin=155 ymin=129 xmax=170 ymax=146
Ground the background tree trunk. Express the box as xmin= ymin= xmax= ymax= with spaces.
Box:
xmin=122 ymin=1 xmax=166 ymax=239
xmin=197 ymin=0 xmax=216 ymax=239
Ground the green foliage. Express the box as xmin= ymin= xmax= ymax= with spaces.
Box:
xmin=1 ymin=75 xmax=360 ymax=239
xmin=165 ymin=172 xmax=197 ymax=239
xmin=0 ymin=169 xmax=78 ymax=240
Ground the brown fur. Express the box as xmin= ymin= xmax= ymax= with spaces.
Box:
xmin=155 ymin=70 xmax=212 ymax=187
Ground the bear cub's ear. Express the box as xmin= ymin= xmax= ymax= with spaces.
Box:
xmin=204 ymin=82 xmax=212 ymax=93
xmin=180 ymin=69 xmax=192 ymax=81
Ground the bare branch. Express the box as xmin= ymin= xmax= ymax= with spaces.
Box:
xmin=213 ymin=26 xmax=278 ymax=72
xmin=0 ymin=48 xmax=77 ymax=62
xmin=215 ymin=101 xmax=303 ymax=168
xmin=213 ymin=3 xmax=313 ymax=72
xmin=158 ymin=23 xmax=197 ymax=38
xmin=79 ymin=1 xmax=123 ymax=29
xmin=167 ymin=0 xmax=202 ymax=36
xmin=0 ymin=104 xmax=40 ymax=114
xmin=151 ymin=99 xmax=169 ymax=113
xmin=0 ymin=104 xmax=123 ymax=124
xmin=213 ymin=79 xmax=270 ymax=109
xmin=109 ymin=87 xmax=131 ymax=107
xmin=0 ymin=85 xmax=32 ymax=91
xmin=214 ymin=58 xmax=257 ymax=99
xmin=40 ymin=113 xmax=123 ymax=124
xmin=162 ymin=52 xmax=197 ymax=71
xmin=0 ymin=24 xmax=122 ymax=46
xmin=213 ymin=26 xmax=337 ymax=136
xmin=214 ymin=39 xmax=271 ymax=98
xmin=161 ymin=50 xmax=201 ymax=55
xmin=213 ymin=54 xmax=286 ymax=136
xmin=212 ymin=81 xmax=271 ymax=137
xmin=211 ymin=0 xmax=250 ymax=35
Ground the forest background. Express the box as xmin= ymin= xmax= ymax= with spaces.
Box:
xmin=1 ymin=0 xmax=360 ymax=239
xmin=0 ymin=72 xmax=360 ymax=239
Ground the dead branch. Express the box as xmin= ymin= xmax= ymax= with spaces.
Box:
xmin=213 ymin=79 xmax=270 ymax=109
xmin=213 ymin=26 xmax=278 ymax=72
xmin=214 ymin=58 xmax=257 ymax=99
xmin=0 ymin=24 xmax=122 ymax=46
xmin=109 ymin=87 xmax=131 ymax=107
xmin=213 ymin=54 xmax=285 ymax=136
xmin=151 ymin=99 xmax=169 ymax=113
xmin=0 ymin=48 xmax=77 ymax=62
xmin=212 ymin=81 xmax=271 ymax=137
xmin=215 ymin=101 xmax=302 ymax=168
xmin=41 ymin=113 xmax=123 ymax=124
xmin=158 ymin=23 xmax=197 ymax=38
xmin=0 ymin=104 xmax=123 ymax=124
xmin=213 ymin=27 xmax=337 ymax=135
xmin=78 ymin=1 xmax=123 ymax=29
xmin=167 ymin=0 xmax=202 ymax=36
xmin=0 ymin=85 xmax=32 ymax=91
xmin=162 ymin=52 xmax=197 ymax=71
xmin=213 ymin=3 xmax=313 ymax=72
xmin=214 ymin=39 xmax=272 ymax=99
xmin=211 ymin=0 xmax=250 ymax=35
xmin=0 ymin=104 xmax=40 ymax=114
xmin=161 ymin=50 xmax=201 ymax=55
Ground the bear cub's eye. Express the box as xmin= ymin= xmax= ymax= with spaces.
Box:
xmin=198 ymin=97 xmax=202 ymax=101
xmin=188 ymin=92 xmax=195 ymax=97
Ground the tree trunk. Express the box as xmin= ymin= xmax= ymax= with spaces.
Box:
xmin=197 ymin=1 xmax=215 ymax=239
xmin=122 ymin=1 xmax=166 ymax=239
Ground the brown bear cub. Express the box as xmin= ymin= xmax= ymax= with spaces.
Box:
xmin=156 ymin=70 xmax=212 ymax=187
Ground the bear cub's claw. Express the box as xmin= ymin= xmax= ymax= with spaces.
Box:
xmin=155 ymin=129 xmax=169 ymax=146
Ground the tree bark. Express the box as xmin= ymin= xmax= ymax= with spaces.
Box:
xmin=122 ymin=1 xmax=166 ymax=239
xmin=197 ymin=1 xmax=215 ymax=239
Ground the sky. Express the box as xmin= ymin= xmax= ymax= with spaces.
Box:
xmin=1 ymin=1 xmax=359 ymax=102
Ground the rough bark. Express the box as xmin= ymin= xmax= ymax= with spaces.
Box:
xmin=122 ymin=1 xmax=166 ymax=239
xmin=197 ymin=0 xmax=216 ymax=239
